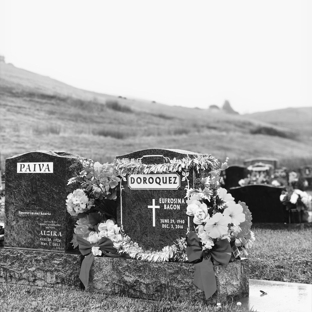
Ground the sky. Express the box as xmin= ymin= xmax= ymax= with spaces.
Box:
xmin=0 ymin=0 xmax=311 ymax=114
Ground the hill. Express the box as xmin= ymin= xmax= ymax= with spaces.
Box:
xmin=246 ymin=107 xmax=312 ymax=137
xmin=1 ymin=62 xmax=312 ymax=168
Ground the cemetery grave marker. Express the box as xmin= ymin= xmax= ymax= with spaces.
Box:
xmin=4 ymin=151 xmax=79 ymax=251
xmin=222 ymin=165 xmax=247 ymax=189
xmin=116 ymin=149 xmax=203 ymax=250
xmin=298 ymin=165 xmax=312 ymax=190
xmin=244 ymin=157 xmax=278 ymax=170
xmin=229 ymin=184 xmax=286 ymax=223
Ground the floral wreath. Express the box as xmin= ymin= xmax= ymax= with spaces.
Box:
xmin=66 ymin=155 xmax=255 ymax=296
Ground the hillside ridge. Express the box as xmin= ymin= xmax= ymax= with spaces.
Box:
xmin=1 ymin=62 xmax=312 ymax=166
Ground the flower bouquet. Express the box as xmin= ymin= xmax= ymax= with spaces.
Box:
xmin=66 ymin=159 xmax=121 ymax=219
xmin=280 ymin=187 xmax=312 ymax=224
xmin=185 ymin=172 xmax=254 ymax=299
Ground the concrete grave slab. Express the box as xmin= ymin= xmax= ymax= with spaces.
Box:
xmin=242 ymin=279 xmax=312 ymax=312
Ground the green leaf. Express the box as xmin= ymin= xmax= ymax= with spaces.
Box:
xmin=71 ymin=234 xmax=79 ymax=249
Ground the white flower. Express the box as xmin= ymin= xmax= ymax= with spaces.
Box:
xmin=280 ymin=194 xmax=286 ymax=201
xmin=223 ymin=202 xmax=245 ymax=225
xmin=86 ymin=231 xmax=100 ymax=244
xmin=245 ymin=231 xmax=255 ymax=249
xmin=197 ymin=225 xmax=214 ymax=250
xmin=290 ymin=192 xmax=299 ymax=204
xmin=91 ymin=246 xmax=102 ymax=256
xmin=193 ymin=203 xmax=209 ymax=225
xmin=66 ymin=189 xmax=90 ymax=216
xmin=271 ymin=180 xmax=280 ymax=187
xmin=204 ymin=213 xmax=231 ymax=239
xmin=186 ymin=201 xmax=201 ymax=216
xmin=301 ymin=192 xmax=312 ymax=208
xmin=98 ymin=220 xmax=121 ymax=241
xmin=293 ymin=189 xmax=304 ymax=196
xmin=238 ymin=179 xmax=246 ymax=186
xmin=93 ymin=162 xmax=103 ymax=173
xmin=217 ymin=188 xmax=235 ymax=203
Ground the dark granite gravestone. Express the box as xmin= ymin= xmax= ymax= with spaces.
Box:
xmin=116 ymin=149 xmax=205 ymax=250
xmin=244 ymin=158 xmax=278 ymax=170
xmin=298 ymin=165 xmax=312 ymax=191
xmin=222 ymin=165 xmax=247 ymax=190
xmin=228 ymin=185 xmax=286 ymax=223
xmin=4 ymin=151 xmax=79 ymax=251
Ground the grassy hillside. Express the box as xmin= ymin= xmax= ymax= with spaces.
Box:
xmin=1 ymin=62 xmax=312 ymax=168
xmin=247 ymin=107 xmax=312 ymax=137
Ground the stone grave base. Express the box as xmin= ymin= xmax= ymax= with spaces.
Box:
xmin=0 ymin=248 xmax=249 ymax=304
xmin=0 ymin=247 xmax=81 ymax=288
xmin=89 ymin=257 xmax=249 ymax=303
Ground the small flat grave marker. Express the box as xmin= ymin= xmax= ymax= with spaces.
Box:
xmin=4 ymin=151 xmax=79 ymax=251
xmin=116 ymin=148 xmax=206 ymax=250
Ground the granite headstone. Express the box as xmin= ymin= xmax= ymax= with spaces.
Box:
xmin=244 ymin=158 xmax=278 ymax=170
xmin=229 ymin=184 xmax=286 ymax=223
xmin=298 ymin=166 xmax=312 ymax=191
xmin=222 ymin=165 xmax=247 ymax=190
xmin=4 ymin=151 xmax=79 ymax=251
xmin=116 ymin=149 xmax=205 ymax=250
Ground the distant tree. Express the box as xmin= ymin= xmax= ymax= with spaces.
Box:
xmin=209 ymin=104 xmax=220 ymax=110
xmin=222 ymin=100 xmax=239 ymax=115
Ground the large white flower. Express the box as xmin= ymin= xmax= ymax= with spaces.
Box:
xmin=217 ymin=188 xmax=235 ymax=203
xmin=223 ymin=202 xmax=245 ymax=225
xmin=204 ymin=213 xmax=231 ymax=239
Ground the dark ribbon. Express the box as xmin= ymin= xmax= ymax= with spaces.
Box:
xmin=186 ymin=231 xmax=232 ymax=300
xmin=76 ymin=235 xmax=121 ymax=289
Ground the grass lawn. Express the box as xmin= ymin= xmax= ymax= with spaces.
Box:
xmin=249 ymin=226 xmax=312 ymax=284
xmin=0 ymin=227 xmax=311 ymax=311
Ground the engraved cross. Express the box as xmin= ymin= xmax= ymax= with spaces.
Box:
xmin=148 ymin=199 xmax=160 ymax=227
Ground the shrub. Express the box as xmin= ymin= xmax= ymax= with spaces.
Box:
xmin=106 ymin=100 xmax=132 ymax=113
xmin=150 ymin=113 xmax=173 ymax=120
xmin=250 ymin=126 xmax=296 ymax=139
xmin=92 ymin=128 xmax=126 ymax=139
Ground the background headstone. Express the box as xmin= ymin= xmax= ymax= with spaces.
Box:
xmin=244 ymin=158 xmax=278 ymax=170
xmin=116 ymin=148 xmax=206 ymax=250
xmin=4 ymin=151 xmax=79 ymax=251
xmin=222 ymin=165 xmax=247 ymax=190
xmin=298 ymin=166 xmax=312 ymax=191
xmin=229 ymin=185 xmax=286 ymax=223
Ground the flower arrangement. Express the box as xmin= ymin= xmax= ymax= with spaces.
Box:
xmin=184 ymin=173 xmax=254 ymax=299
xmin=66 ymin=159 xmax=121 ymax=220
xmin=280 ymin=187 xmax=312 ymax=212
xmin=186 ymin=180 xmax=254 ymax=257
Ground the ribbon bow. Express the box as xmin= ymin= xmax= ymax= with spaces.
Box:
xmin=186 ymin=231 xmax=232 ymax=300
xmin=76 ymin=235 xmax=120 ymax=289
